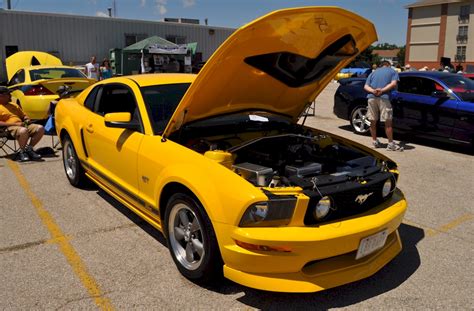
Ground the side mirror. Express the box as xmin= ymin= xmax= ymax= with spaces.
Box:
xmin=104 ymin=112 xmax=140 ymax=130
xmin=431 ymin=90 xmax=449 ymax=98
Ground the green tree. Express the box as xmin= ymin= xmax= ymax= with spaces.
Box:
xmin=397 ymin=46 xmax=406 ymax=66
xmin=373 ymin=43 xmax=398 ymax=50
xmin=356 ymin=45 xmax=380 ymax=65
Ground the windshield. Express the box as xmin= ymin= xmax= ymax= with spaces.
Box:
xmin=30 ymin=68 xmax=86 ymax=81
xmin=141 ymin=83 xmax=191 ymax=134
xmin=441 ymin=75 xmax=474 ymax=102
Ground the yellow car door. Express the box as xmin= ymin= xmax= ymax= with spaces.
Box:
xmin=83 ymin=82 xmax=144 ymax=206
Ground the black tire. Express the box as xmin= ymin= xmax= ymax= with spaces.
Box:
xmin=164 ymin=193 xmax=223 ymax=284
xmin=62 ymin=134 xmax=88 ymax=187
xmin=350 ymin=105 xmax=371 ymax=135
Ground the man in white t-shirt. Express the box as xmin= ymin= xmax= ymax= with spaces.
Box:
xmin=85 ymin=56 xmax=99 ymax=80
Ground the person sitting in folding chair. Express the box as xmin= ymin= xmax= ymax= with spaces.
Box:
xmin=0 ymin=86 xmax=44 ymax=161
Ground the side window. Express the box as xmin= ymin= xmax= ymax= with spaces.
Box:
xmin=398 ymin=77 xmax=421 ymax=94
xmin=96 ymin=84 xmax=137 ymax=116
xmin=84 ymin=86 xmax=100 ymax=111
xmin=8 ymin=69 xmax=25 ymax=86
xmin=399 ymin=77 xmax=449 ymax=97
xmin=419 ymin=78 xmax=442 ymax=96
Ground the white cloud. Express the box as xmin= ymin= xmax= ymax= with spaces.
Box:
xmin=96 ymin=11 xmax=109 ymax=17
xmin=140 ymin=0 xmax=146 ymax=7
xmin=154 ymin=0 xmax=167 ymax=15
xmin=182 ymin=0 xmax=195 ymax=8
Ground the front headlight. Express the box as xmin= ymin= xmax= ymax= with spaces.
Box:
xmin=239 ymin=196 xmax=297 ymax=227
xmin=382 ymin=178 xmax=395 ymax=198
xmin=313 ymin=196 xmax=332 ymax=220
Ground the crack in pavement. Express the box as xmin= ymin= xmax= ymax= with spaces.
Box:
xmin=0 ymin=222 xmax=140 ymax=254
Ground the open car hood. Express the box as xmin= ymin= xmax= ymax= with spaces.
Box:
xmin=6 ymin=51 xmax=62 ymax=81
xmin=163 ymin=7 xmax=377 ymax=137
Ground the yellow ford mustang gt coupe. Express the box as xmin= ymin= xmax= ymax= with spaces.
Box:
xmin=6 ymin=51 xmax=96 ymax=120
xmin=55 ymin=7 xmax=407 ymax=293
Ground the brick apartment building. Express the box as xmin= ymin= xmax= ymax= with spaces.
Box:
xmin=405 ymin=0 xmax=474 ymax=71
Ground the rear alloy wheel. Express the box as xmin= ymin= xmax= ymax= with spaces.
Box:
xmin=62 ymin=135 xmax=88 ymax=187
xmin=165 ymin=193 xmax=222 ymax=283
xmin=350 ymin=105 xmax=371 ymax=134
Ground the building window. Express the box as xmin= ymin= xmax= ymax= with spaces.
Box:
xmin=456 ymin=46 xmax=466 ymax=62
xmin=166 ymin=35 xmax=186 ymax=44
xmin=124 ymin=33 xmax=147 ymax=47
xmin=457 ymin=26 xmax=468 ymax=43
xmin=459 ymin=5 xmax=470 ymax=23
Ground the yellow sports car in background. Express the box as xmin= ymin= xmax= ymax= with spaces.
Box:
xmin=6 ymin=51 xmax=96 ymax=120
xmin=55 ymin=7 xmax=407 ymax=293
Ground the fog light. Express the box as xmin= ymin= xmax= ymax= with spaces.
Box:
xmin=235 ymin=240 xmax=292 ymax=252
xmin=313 ymin=196 xmax=332 ymax=220
xmin=382 ymin=179 xmax=393 ymax=198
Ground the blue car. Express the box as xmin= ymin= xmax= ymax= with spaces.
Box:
xmin=334 ymin=71 xmax=474 ymax=147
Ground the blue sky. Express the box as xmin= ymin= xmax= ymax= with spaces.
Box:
xmin=1 ymin=0 xmax=414 ymax=45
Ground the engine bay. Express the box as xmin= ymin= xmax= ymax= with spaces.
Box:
xmin=177 ymin=128 xmax=385 ymax=189
xmin=171 ymin=114 xmax=398 ymax=224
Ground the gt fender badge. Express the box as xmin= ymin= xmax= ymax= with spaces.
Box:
xmin=355 ymin=192 xmax=373 ymax=204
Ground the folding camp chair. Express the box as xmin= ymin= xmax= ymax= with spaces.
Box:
xmin=0 ymin=127 xmax=18 ymax=156
xmin=44 ymin=101 xmax=60 ymax=149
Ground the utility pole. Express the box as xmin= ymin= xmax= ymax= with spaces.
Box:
xmin=7 ymin=0 xmax=12 ymax=9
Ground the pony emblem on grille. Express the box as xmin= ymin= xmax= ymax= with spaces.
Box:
xmin=355 ymin=192 xmax=373 ymax=204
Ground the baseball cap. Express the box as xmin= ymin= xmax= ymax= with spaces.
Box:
xmin=0 ymin=86 xmax=12 ymax=95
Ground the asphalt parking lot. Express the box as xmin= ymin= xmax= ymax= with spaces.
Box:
xmin=1 ymin=82 xmax=473 ymax=310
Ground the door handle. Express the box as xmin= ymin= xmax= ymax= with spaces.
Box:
xmin=86 ymin=124 xmax=94 ymax=133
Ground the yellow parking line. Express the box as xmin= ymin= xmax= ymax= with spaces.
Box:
xmin=404 ymin=214 xmax=473 ymax=238
xmin=434 ymin=213 xmax=474 ymax=236
xmin=7 ymin=161 xmax=114 ymax=311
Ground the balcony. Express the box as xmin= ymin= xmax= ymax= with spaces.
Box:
xmin=455 ymin=54 xmax=466 ymax=62
xmin=457 ymin=34 xmax=468 ymax=43
xmin=458 ymin=14 xmax=470 ymax=24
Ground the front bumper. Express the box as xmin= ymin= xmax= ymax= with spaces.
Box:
xmin=214 ymin=189 xmax=407 ymax=293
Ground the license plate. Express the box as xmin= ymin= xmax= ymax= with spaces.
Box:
xmin=356 ymin=230 xmax=388 ymax=260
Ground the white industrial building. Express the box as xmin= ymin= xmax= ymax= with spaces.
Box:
xmin=0 ymin=9 xmax=235 ymax=82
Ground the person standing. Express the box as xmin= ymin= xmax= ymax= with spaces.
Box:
xmin=85 ymin=56 xmax=100 ymax=80
xmin=0 ymin=86 xmax=44 ymax=161
xmin=99 ymin=58 xmax=113 ymax=80
xmin=364 ymin=60 xmax=401 ymax=151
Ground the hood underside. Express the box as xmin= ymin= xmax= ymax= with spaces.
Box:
xmin=163 ymin=6 xmax=377 ymax=137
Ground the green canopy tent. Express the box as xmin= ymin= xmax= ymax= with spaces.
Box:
xmin=122 ymin=36 xmax=181 ymax=53
xmin=117 ymin=36 xmax=196 ymax=75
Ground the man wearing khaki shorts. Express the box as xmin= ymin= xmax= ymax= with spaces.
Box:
xmin=0 ymin=86 xmax=44 ymax=161
xmin=364 ymin=60 xmax=400 ymax=151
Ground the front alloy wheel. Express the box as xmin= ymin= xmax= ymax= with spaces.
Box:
xmin=62 ymin=135 xmax=88 ymax=187
xmin=351 ymin=105 xmax=371 ymax=134
xmin=165 ymin=193 xmax=222 ymax=283
xmin=168 ymin=203 xmax=205 ymax=271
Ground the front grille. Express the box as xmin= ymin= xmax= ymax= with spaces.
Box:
xmin=304 ymin=171 xmax=396 ymax=225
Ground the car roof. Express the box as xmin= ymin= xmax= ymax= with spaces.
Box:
xmin=126 ymin=73 xmax=196 ymax=87
xmin=398 ymin=71 xmax=459 ymax=79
